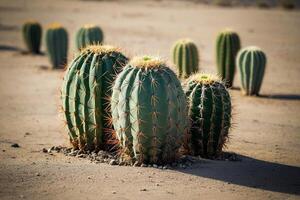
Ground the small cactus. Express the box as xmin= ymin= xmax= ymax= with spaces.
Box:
xmin=22 ymin=21 xmax=42 ymax=54
xmin=45 ymin=23 xmax=68 ymax=69
xmin=216 ymin=29 xmax=241 ymax=87
xmin=185 ymin=73 xmax=231 ymax=158
xmin=61 ymin=45 xmax=128 ymax=151
xmin=76 ymin=25 xmax=104 ymax=50
xmin=237 ymin=46 xmax=267 ymax=96
xmin=171 ymin=39 xmax=199 ymax=79
xmin=111 ymin=56 xmax=189 ymax=164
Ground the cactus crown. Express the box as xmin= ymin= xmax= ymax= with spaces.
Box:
xmin=83 ymin=24 xmax=97 ymax=29
xmin=245 ymin=46 xmax=262 ymax=51
xmin=176 ymin=38 xmax=193 ymax=44
xmin=221 ymin=28 xmax=235 ymax=34
xmin=189 ymin=73 xmax=221 ymax=84
xmin=130 ymin=56 xmax=165 ymax=69
xmin=24 ymin=20 xmax=39 ymax=25
xmin=81 ymin=44 xmax=120 ymax=54
xmin=48 ymin=23 xmax=63 ymax=29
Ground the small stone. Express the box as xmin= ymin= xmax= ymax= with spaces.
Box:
xmin=112 ymin=191 xmax=117 ymax=194
xmin=47 ymin=148 xmax=52 ymax=153
xmin=158 ymin=166 xmax=163 ymax=169
xmin=109 ymin=159 xmax=117 ymax=165
xmin=2 ymin=150 xmax=5 ymax=152
xmin=163 ymin=166 xmax=168 ymax=170
xmin=156 ymin=183 xmax=160 ymax=186
xmin=133 ymin=161 xmax=140 ymax=167
xmin=87 ymin=176 xmax=92 ymax=179
xmin=42 ymin=148 xmax=48 ymax=153
xmin=141 ymin=163 xmax=147 ymax=167
xmin=20 ymin=195 xmax=24 ymax=198
xmin=152 ymin=164 xmax=158 ymax=168
xmin=11 ymin=143 xmax=20 ymax=148
xmin=68 ymin=152 xmax=77 ymax=156
xmin=35 ymin=173 xmax=40 ymax=176
xmin=140 ymin=188 xmax=147 ymax=191
xmin=118 ymin=161 xmax=125 ymax=166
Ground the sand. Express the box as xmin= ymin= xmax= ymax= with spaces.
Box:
xmin=0 ymin=0 xmax=300 ymax=199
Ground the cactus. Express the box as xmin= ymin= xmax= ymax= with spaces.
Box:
xmin=45 ymin=23 xmax=68 ymax=69
xmin=185 ymin=73 xmax=231 ymax=158
xmin=216 ymin=29 xmax=241 ymax=87
xmin=111 ymin=56 xmax=188 ymax=164
xmin=76 ymin=25 xmax=104 ymax=50
xmin=22 ymin=21 xmax=42 ymax=54
xmin=171 ymin=39 xmax=199 ymax=79
xmin=61 ymin=45 xmax=128 ymax=151
xmin=237 ymin=46 xmax=267 ymax=96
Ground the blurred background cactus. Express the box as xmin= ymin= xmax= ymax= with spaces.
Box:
xmin=22 ymin=21 xmax=42 ymax=54
xmin=171 ymin=39 xmax=199 ymax=79
xmin=111 ymin=56 xmax=188 ymax=164
xmin=185 ymin=74 xmax=231 ymax=158
xmin=76 ymin=25 xmax=104 ymax=50
xmin=237 ymin=46 xmax=267 ymax=96
xmin=45 ymin=23 xmax=68 ymax=69
xmin=61 ymin=45 xmax=128 ymax=151
xmin=216 ymin=29 xmax=241 ymax=88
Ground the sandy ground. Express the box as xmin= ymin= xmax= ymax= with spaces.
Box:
xmin=0 ymin=0 xmax=300 ymax=199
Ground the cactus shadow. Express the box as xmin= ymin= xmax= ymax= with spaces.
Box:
xmin=0 ymin=44 xmax=21 ymax=52
xmin=176 ymin=154 xmax=300 ymax=195
xmin=259 ymin=94 xmax=300 ymax=101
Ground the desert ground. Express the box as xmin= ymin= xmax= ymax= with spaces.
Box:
xmin=0 ymin=0 xmax=300 ymax=199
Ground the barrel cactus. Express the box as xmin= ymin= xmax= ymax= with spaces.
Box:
xmin=111 ymin=56 xmax=188 ymax=164
xmin=237 ymin=46 xmax=267 ymax=96
xmin=76 ymin=25 xmax=104 ymax=50
xmin=45 ymin=23 xmax=68 ymax=69
xmin=61 ymin=45 xmax=128 ymax=151
xmin=171 ymin=39 xmax=199 ymax=79
xmin=216 ymin=29 xmax=241 ymax=87
xmin=185 ymin=73 xmax=231 ymax=158
xmin=22 ymin=21 xmax=42 ymax=54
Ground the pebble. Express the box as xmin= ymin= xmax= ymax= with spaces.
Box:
xmin=152 ymin=164 xmax=158 ymax=168
xmin=140 ymin=163 xmax=147 ymax=167
xmin=11 ymin=143 xmax=20 ymax=148
xmin=42 ymin=148 xmax=48 ymax=153
xmin=112 ymin=191 xmax=117 ymax=194
xmin=140 ymin=188 xmax=147 ymax=191
xmin=133 ymin=161 xmax=140 ymax=167
xmin=35 ymin=173 xmax=40 ymax=176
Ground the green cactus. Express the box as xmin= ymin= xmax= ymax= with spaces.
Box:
xmin=237 ymin=46 xmax=267 ymax=96
xmin=22 ymin=21 xmax=42 ymax=54
xmin=76 ymin=25 xmax=104 ymax=50
xmin=216 ymin=29 xmax=241 ymax=87
xmin=61 ymin=45 xmax=128 ymax=151
xmin=171 ymin=39 xmax=199 ymax=79
xmin=111 ymin=56 xmax=188 ymax=164
xmin=185 ymin=73 xmax=231 ymax=158
xmin=45 ymin=23 xmax=68 ymax=69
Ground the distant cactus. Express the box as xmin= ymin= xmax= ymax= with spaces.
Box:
xmin=76 ymin=25 xmax=104 ymax=50
xmin=45 ymin=23 xmax=68 ymax=69
xmin=61 ymin=45 xmax=128 ymax=151
xmin=216 ymin=29 xmax=241 ymax=87
xmin=171 ymin=39 xmax=199 ymax=79
xmin=185 ymin=73 xmax=231 ymax=158
xmin=237 ymin=46 xmax=267 ymax=96
xmin=111 ymin=56 xmax=188 ymax=164
xmin=22 ymin=21 xmax=42 ymax=54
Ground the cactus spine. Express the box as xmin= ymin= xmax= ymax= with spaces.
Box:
xmin=111 ymin=56 xmax=188 ymax=164
xmin=22 ymin=21 xmax=42 ymax=54
xmin=237 ymin=46 xmax=266 ymax=96
xmin=61 ymin=45 xmax=128 ymax=151
xmin=76 ymin=25 xmax=104 ymax=50
xmin=172 ymin=39 xmax=199 ymax=79
xmin=185 ymin=74 xmax=231 ymax=158
xmin=216 ymin=29 xmax=241 ymax=87
xmin=45 ymin=23 xmax=68 ymax=69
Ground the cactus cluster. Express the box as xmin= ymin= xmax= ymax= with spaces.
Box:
xmin=111 ymin=56 xmax=188 ymax=164
xmin=185 ymin=74 xmax=231 ymax=158
xmin=237 ymin=46 xmax=267 ymax=96
xmin=216 ymin=29 xmax=241 ymax=87
xmin=171 ymin=39 xmax=199 ymax=79
xmin=76 ymin=25 xmax=104 ymax=50
xmin=22 ymin=21 xmax=42 ymax=54
xmin=61 ymin=45 xmax=128 ymax=151
xmin=45 ymin=23 xmax=68 ymax=69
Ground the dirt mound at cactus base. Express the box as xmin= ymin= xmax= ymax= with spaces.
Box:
xmin=0 ymin=0 xmax=300 ymax=199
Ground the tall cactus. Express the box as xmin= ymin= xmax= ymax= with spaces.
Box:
xmin=185 ymin=73 xmax=231 ymax=158
xmin=76 ymin=25 xmax=104 ymax=50
xmin=45 ymin=23 xmax=68 ymax=69
xmin=216 ymin=29 xmax=241 ymax=87
xmin=237 ymin=46 xmax=267 ymax=96
xmin=111 ymin=56 xmax=188 ymax=164
xmin=22 ymin=21 xmax=42 ymax=54
xmin=171 ymin=39 xmax=199 ymax=79
xmin=61 ymin=45 xmax=128 ymax=151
